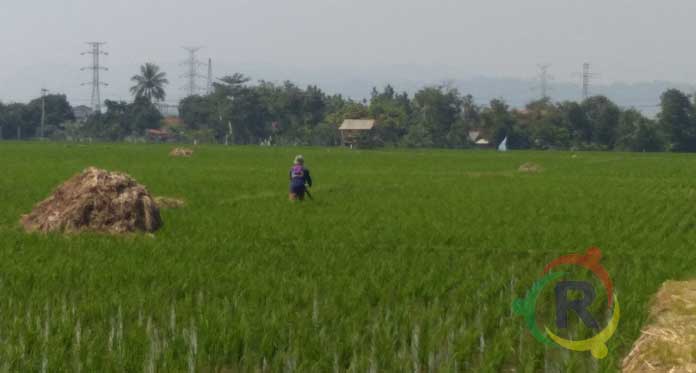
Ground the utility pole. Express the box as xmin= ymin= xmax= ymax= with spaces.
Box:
xmin=181 ymin=47 xmax=205 ymax=97
xmin=40 ymin=88 xmax=48 ymax=139
xmin=535 ymin=64 xmax=553 ymax=100
xmin=81 ymin=42 xmax=108 ymax=113
xmin=225 ymin=121 xmax=232 ymax=146
xmin=207 ymin=58 xmax=214 ymax=95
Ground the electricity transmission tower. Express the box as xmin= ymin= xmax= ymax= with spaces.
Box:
xmin=40 ymin=88 xmax=48 ymax=138
xmin=181 ymin=47 xmax=206 ymax=97
xmin=581 ymin=62 xmax=599 ymax=100
xmin=81 ymin=42 xmax=108 ymax=113
xmin=534 ymin=64 xmax=553 ymax=100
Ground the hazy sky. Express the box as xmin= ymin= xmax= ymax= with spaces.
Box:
xmin=1 ymin=0 xmax=695 ymax=104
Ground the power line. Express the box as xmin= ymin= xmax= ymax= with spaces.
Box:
xmin=180 ymin=47 xmax=206 ymax=97
xmin=81 ymin=42 xmax=108 ymax=113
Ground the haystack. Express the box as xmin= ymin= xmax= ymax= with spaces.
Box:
xmin=170 ymin=147 xmax=194 ymax=157
xmin=518 ymin=162 xmax=543 ymax=173
xmin=154 ymin=196 xmax=186 ymax=209
xmin=623 ymin=280 xmax=696 ymax=372
xmin=20 ymin=167 xmax=161 ymax=234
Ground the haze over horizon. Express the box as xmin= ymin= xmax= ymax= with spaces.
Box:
xmin=1 ymin=0 xmax=695 ymax=109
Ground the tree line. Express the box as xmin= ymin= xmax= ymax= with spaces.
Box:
xmin=2 ymin=64 xmax=696 ymax=152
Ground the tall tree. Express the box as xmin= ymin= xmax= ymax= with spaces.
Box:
xmin=130 ymin=63 xmax=169 ymax=102
xmin=616 ymin=109 xmax=665 ymax=152
xmin=179 ymin=95 xmax=216 ymax=131
xmin=369 ymin=86 xmax=411 ymax=145
xmin=482 ymin=99 xmax=527 ymax=148
xmin=659 ymin=89 xmax=696 ymax=152
xmin=582 ymin=96 xmax=621 ymax=149
xmin=3 ymin=103 xmax=28 ymax=139
xmin=26 ymin=94 xmax=75 ymax=137
xmin=129 ymin=96 xmax=164 ymax=135
xmin=519 ymin=99 xmax=569 ymax=149
xmin=461 ymin=94 xmax=481 ymax=126
xmin=411 ymin=86 xmax=462 ymax=147
xmin=83 ymin=98 xmax=163 ymax=140
xmin=558 ymin=101 xmax=591 ymax=145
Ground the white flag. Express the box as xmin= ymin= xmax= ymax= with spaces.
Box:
xmin=498 ymin=136 xmax=508 ymax=152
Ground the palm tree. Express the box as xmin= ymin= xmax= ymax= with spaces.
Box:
xmin=130 ymin=63 xmax=169 ymax=102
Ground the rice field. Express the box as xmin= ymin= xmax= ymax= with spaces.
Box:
xmin=1 ymin=142 xmax=695 ymax=372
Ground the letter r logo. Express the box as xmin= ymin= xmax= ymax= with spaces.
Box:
xmin=555 ymin=281 xmax=600 ymax=330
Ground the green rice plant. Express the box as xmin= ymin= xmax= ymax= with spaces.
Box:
xmin=1 ymin=143 xmax=696 ymax=371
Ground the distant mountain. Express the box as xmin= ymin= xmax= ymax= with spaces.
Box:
xmin=448 ymin=77 xmax=696 ymax=117
xmin=233 ymin=64 xmax=696 ymax=117
xmin=317 ymin=76 xmax=695 ymax=117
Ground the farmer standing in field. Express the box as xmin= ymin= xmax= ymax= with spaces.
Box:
xmin=289 ymin=155 xmax=312 ymax=201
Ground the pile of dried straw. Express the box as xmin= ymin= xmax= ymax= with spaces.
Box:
xmin=20 ymin=167 xmax=162 ymax=234
xmin=154 ymin=196 xmax=186 ymax=209
xmin=169 ymin=148 xmax=194 ymax=157
xmin=518 ymin=162 xmax=544 ymax=173
xmin=623 ymin=280 xmax=696 ymax=372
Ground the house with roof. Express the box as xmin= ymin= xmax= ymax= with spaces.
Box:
xmin=339 ymin=119 xmax=376 ymax=147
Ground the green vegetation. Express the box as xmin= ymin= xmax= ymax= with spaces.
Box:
xmin=1 ymin=143 xmax=695 ymax=371
xmin=0 ymin=94 xmax=74 ymax=140
xmin=130 ymin=63 xmax=169 ymax=103
xmin=4 ymin=67 xmax=696 ymax=153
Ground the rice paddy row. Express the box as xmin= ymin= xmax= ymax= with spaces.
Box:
xmin=1 ymin=142 xmax=695 ymax=371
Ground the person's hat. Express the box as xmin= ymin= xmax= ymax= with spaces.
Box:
xmin=294 ymin=155 xmax=304 ymax=164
